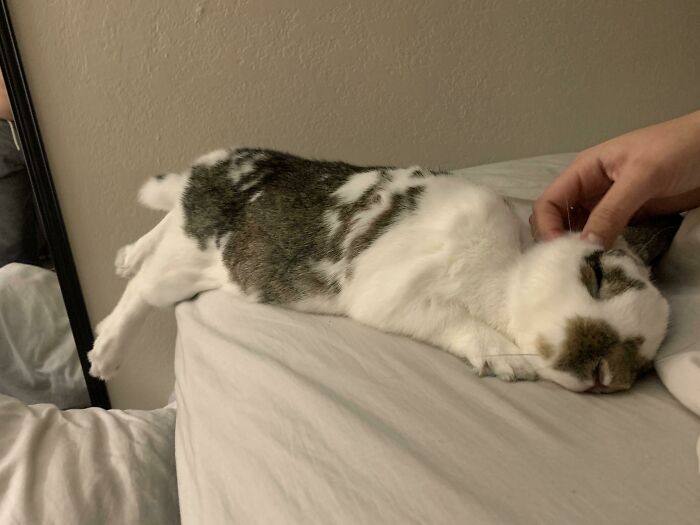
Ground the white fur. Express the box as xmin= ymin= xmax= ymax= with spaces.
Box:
xmin=239 ymin=176 xmax=262 ymax=192
xmin=90 ymin=153 xmax=669 ymax=393
xmin=195 ymin=148 xmax=230 ymax=166
xmin=323 ymin=209 xmax=341 ymax=237
xmin=333 ymin=170 xmax=379 ymax=203
xmin=138 ymin=173 xmax=189 ymax=211
xmin=248 ymin=191 xmax=264 ymax=204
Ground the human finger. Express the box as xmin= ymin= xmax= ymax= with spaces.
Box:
xmin=531 ymin=155 xmax=612 ymax=241
xmin=581 ymin=173 xmax=657 ymax=248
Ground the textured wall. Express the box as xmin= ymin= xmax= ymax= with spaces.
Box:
xmin=8 ymin=0 xmax=700 ymax=408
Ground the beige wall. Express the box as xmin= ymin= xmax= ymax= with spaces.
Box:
xmin=8 ymin=0 xmax=700 ymax=408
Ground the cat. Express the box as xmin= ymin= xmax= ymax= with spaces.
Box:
xmin=88 ymin=147 xmax=674 ymax=393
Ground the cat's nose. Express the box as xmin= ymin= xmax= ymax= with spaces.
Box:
xmin=587 ymin=359 xmax=631 ymax=394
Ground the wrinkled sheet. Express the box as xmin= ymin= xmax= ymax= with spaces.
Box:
xmin=0 ymin=393 xmax=179 ymax=525
xmin=175 ymin=291 xmax=700 ymax=525
xmin=0 ymin=263 xmax=89 ymax=408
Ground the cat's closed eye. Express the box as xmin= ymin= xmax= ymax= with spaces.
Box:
xmin=580 ymin=250 xmax=604 ymax=298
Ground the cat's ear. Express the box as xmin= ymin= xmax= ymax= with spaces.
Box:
xmin=621 ymin=214 xmax=684 ymax=267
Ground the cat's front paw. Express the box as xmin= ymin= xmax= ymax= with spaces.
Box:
xmin=480 ymin=355 xmax=538 ymax=382
xmin=451 ymin=327 xmax=538 ymax=383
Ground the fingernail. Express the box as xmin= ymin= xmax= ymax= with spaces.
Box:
xmin=581 ymin=232 xmax=604 ymax=246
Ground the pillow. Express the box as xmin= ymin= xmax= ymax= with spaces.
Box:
xmin=0 ymin=393 xmax=179 ymax=525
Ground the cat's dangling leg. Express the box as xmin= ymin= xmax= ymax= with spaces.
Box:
xmin=114 ymin=213 xmax=172 ymax=278
xmin=434 ymin=318 xmax=540 ymax=382
xmin=91 ymin=219 xmax=229 ymax=379
xmin=88 ymin=275 xmax=151 ymax=379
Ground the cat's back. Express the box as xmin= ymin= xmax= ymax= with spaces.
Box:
xmin=179 ymin=148 xmax=518 ymax=307
xmin=181 ymin=148 xmax=371 ymax=245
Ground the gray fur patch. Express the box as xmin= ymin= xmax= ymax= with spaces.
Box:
xmin=580 ymin=250 xmax=646 ymax=300
xmin=622 ymin=214 xmax=683 ymax=266
xmin=182 ymin=159 xmax=237 ymax=249
xmin=579 ymin=261 xmax=598 ymax=298
xmin=346 ymin=185 xmax=425 ymax=261
xmin=599 ymin=266 xmax=646 ymax=298
xmin=329 ymin=180 xmax=387 ymax=263
xmin=554 ymin=316 xmax=647 ymax=392
xmin=180 ymin=148 xmax=428 ymax=304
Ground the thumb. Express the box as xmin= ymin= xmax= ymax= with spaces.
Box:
xmin=582 ymin=174 xmax=655 ymax=248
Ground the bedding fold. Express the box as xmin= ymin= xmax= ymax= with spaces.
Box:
xmin=0 ymin=395 xmax=179 ymax=525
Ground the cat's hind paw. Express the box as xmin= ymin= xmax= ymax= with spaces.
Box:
xmin=114 ymin=245 xmax=137 ymax=279
xmin=88 ymin=340 xmax=122 ymax=380
xmin=88 ymin=317 xmax=124 ymax=380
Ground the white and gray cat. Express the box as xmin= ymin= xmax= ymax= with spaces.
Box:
xmin=89 ymin=148 xmax=679 ymax=393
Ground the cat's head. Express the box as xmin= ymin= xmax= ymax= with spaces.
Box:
xmin=508 ymin=233 xmax=670 ymax=393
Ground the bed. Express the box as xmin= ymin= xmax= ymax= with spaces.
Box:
xmin=2 ymin=154 xmax=697 ymax=525
xmin=173 ymin=154 xmax=700 ymax=524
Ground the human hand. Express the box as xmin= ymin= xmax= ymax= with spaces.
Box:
xmin=530 ymin=110 xmax=700 ymax=248
xmin=0 ymin=68 xmax=12 ymax=121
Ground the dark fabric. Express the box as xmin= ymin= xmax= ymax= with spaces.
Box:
xmin=0 ymin=120 xmax=48 ymax=267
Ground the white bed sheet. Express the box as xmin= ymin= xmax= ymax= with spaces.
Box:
xmin=0 ymin=394 xmax=179 ymax=525
xmin=175 ymin=291 xmax=700 ymax=525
